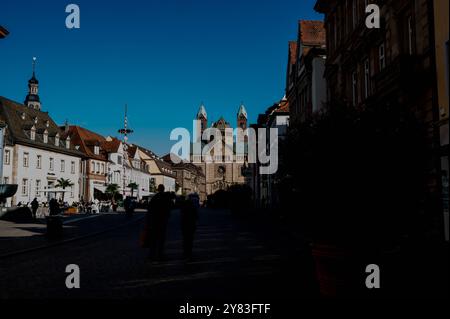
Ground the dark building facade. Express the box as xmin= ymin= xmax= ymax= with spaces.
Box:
xmin=315 ymin=0 xmax=444 ymax=239
xmin=287 ymin=20 xmax=327 ymax=124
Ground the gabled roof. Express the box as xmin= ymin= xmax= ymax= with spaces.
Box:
xmin=212 ymin=116 xmax=231 ymax=129
xmin=0 ymin=96 xmax=83 ymax=157
xmin=138 ymin=146 xmax=176 ymax=178
xmin=102 ymin=136 xmax=122 ymax=153
xmin=61 ymin=125 xmax=108 ymax=160
xmin=163 ymin=153 xmax=205 ymax=177
xmin=288 ymin=41 xmax=298 ymax=66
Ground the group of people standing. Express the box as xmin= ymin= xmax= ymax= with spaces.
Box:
xmin=28 ymin=197 xmax=64 ymax=219
xmin=143 ymin=184 xmax=199 ymax=261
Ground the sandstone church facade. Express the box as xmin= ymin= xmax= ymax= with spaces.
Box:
xmin=190 ymin=103 xmax=248 ymax=196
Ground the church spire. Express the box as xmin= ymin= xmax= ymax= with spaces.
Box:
xmin=237 ymin=102 xmax=247 ymax=131
xmin=196 ymin=102 xmax=208 ymax=140
xmin=197 ymin=102 xmax=207 ymax=120
xmin=237 ymin=102 xmax=247 ymax=119
xmin=24 ymin=57 xmax=41 ymax=110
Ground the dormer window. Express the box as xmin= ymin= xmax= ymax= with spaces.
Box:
xmin=94 ymin=145 xmax=100 ymax=155
xmin=43 ymin=130 xmax=48 ymax=143
xmin=21 ymin=112 xmax=26 ymax=120
xmin=65 ymin=136 xmax=71 ymax=149
xmin=30 ymin=126 xmax=36 ymax=141
xmin=33 ymin=117 xmax=38 ymax=124
xmin=55 ymin=133 xmax=60 ymax=146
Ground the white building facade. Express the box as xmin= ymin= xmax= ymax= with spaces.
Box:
xmin=2 ymin=143 xmax=81 ymax=206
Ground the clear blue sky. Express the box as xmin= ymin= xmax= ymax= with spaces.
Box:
xmin=0 ymin=0 xmax=322 ymax=155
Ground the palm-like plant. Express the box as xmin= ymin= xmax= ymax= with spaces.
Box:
xmin=127 ymin=182 xmax=139 ymax=197
xmin=105 ymin=183 xmax=120 ymax=199
xmin=55 ymin=178 xmax=74 ymax=202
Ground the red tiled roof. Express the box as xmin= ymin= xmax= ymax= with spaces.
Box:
xmin=275 ymin=100 xmax=289 ymax=113
xmin=299 ymin=20 xmax=326 ymax=46
xmin=101 ymin=137 xmax=121 ymax=153
xmin=64 ymin=125 xmax=107 ymax=160
xmin=288 ymin=41 xmax=298 ymax=65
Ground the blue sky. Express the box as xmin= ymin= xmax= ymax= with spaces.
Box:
xmin=0 ymin=0 xmax=322 ymax=155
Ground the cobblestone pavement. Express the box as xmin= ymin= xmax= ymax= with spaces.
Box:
xmin=0 ymin=211 xmax=144 ymax=256
xmin=0 ymin=208 xmax=318 ymax=300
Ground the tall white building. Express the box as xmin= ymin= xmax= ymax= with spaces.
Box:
xmin=0 ymin=66 xmax=83 ymax=206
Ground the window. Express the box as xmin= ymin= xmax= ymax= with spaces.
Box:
xmin=4 ymin=177 xmax=9 ymax=184
xmin=36 ymin=155 xmax=42 ymax=169
xmin=101 ymin=163 xmax=105 ymax=174
xmin=96 ymin=162 xmax=100 ymax=174
xmin=117 ymin=155 xmax=122 ymax=165
xmin=35 ymin=180 xmax=41 ymax=197
xmin=22 ymin=179 xmax=28 ymax=196
xmin=364 ymin=59 xmax=370 ymax=99
xmin=91 ymin=161 xmax=95 ymax=173
xmin=379 ymin=43 xmax=386 ymax=70
xmin=30 ymin=128 xmax=36 ymax=141
xmin=94 ymin=146 xmax=100 ymax=155
xmin=43 ymin=131 xmax=48 ymax=143
xmin=71 ymin=161 xmax=75 ymax=174
xmin=60 ymin=159 xmax=65 ymax=172
xmin=55 ymin=134 xmax=60 ymax=146
xmin=23 ymin=152 xmax=29 ymax=167
xmin=4 ymin=149 xmax=10 ymax=165
xmin=352 ymin=70 xmax=358 ymax=106
xmin=65 ymin=138 xmax=70 ymax=149
xmin=407 ymin=16 xmax=414 ymax=55
xmin=49 ymin=157 xmax=54 ymax=171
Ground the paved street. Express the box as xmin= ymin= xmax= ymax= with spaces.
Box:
xmin=0 ymin=208 xmax=318 ymax=300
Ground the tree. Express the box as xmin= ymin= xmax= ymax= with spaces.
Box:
xmin=127 ymin=182 xmax=139 ymax=197
xmin=55 ymin=178 xmax=74 ymax=203
xmin=105 ymin=183 xmax=120 ymax=200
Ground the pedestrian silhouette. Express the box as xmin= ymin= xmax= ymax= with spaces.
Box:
xmin=49 ymin=198 xmax=59 ymax=216
xmin=180 ymin=193 xmax=199 ymax=260
xmin=31 ymin=198 xmax=39 ymax=219
xmin=124 ymin=196 xmax=135 ymax=217
xmin=146 ymin=184 xmax=173 ymax=261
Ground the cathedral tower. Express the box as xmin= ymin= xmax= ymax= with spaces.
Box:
xmin=237 ymin=102 xmax=247 ymax=130
xmin=196 ymin=102 xmax=208 ymax=139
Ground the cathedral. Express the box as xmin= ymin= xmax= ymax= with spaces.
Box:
xmin=191 ymin=103 xmax=248 ymax=195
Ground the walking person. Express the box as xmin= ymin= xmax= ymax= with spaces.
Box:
xmin=180 ymin=193 xmax=199 ymax=261
xmin=49 ymin=198 xmax=59 ymax=216
xmin=31 ymin=198 xmax=39 ymax=220
xmin=124 ymin=196 xmax=134 ymax=217
xmin=146 ymin=184 xmax=173 ymax=261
